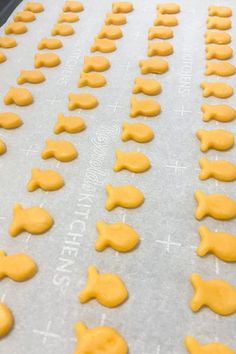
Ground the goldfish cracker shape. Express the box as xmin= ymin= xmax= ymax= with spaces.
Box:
xmin=0 ymin=37 xmax=17 ymax=48
xmin=105 ymin=183 xmax=144 ymax=211
xmin=205 ymin=31 xmax=231 ymax=44
xmin=95 ymin=220 xmax=140 ymax=252
xmin=0 ymin=112 xmax=22 ymax=129
xmin=148 ymin=41 xmax=173 ymax=56
xmin=9 ymin=203 xmax=54 ymax=237
xmin=132 ymin=77 xmax=161 ymax=96
xmin=201 ymin=103 xmax=236 ymax=122
xmin=157 ymin=3 xmax=180 ymax=14
xmin=121 ymin=122 xmax=154 ymax=143
xmin=98 ymin=25 xmax=123 ymax=40
xmin=0 ymin=303 xmax=14 ymax=338
xmin=200 ymin=81 xmax=233 ymax=98
xmin=154 ymin=15 xmax=178 ymax=26
xmin=130 ymin=96 xmax=161 ymax=117
xmin=0 ymin=250 xmax=37 ymax=282
xmin=27 ymin=168 xmax=64 ymax=192
xmin=24 ymin=2 xmax=44 ymax=13
xmin=194 ymin=189 xmax=236 ymax=221
xmin=4 ymin=87 xmax=33 ymax=106
xmin=54 ymin=113 xmax=86 ymax=134
xmin=83 ymin=56 xmax=110 ymax=72
xmin=17 ymin=70 xmax=45 ymax=84
xmin=14 ymin=11 xmax=36 ymax=22
xmin=0 ymin=51 xmax=6 ymax=63
xmin=5 ymin=22 xmax=27 ymax=35
xmin=185 ymin=336 xmax=234 ymax=354
xmin=112 ymin=2 xmax=133 ymax=13
xmin=207 ymin=17 xmax=231 ymax=30
xmin=34 ymin=53 xmax=61 ymax=68
xmin=0 ymin=139 xmax=6 ymax=155
xmin=199 ymin=157 xmax=236 ymax=182
xmin=51 ymin=23 xmax=74 ymax=36
xmin=208 ymin=6 xmax=232 ymax=18
xmin=196 ymin=129 xmax=234 ymax=152
xmin=78 ymin=72 xmax=106 ymax=88
xmin=57 ymin=12 xmax=79 ymax=23
xmin=205 ymin=61 xmax=235 ymax=77
xmin=41 ymin=138 xmax=78 ymax=162
xmin=63 ymin=1 xmax=84 ymax=12
xmin=205 ymin=45 xmax=233 ymax=60
xmin=73 ymin=321 xmax=128 ymax=354
xmin=79 ymin=265 xmax=128 ymax=308
xmin=139 ymin=58 xmax=169 ymax=74
xmin=197 ymin=225 xmax=236 ymax=262
xmin=113 ymin=149 xmax=150 ymax=173
xmin=68 ymin=93 xmax=98 ymax=110
xmin=90 ymin=38 xmax=116 ymax=53
xmin=190 ymin=273 xmax=236 ymax=315
xmin=37 ymin=38 xmax=63 ymax=50
xmin=105 ymin=13 xmax=127 ymax=25
xmin=148 ymin=26 xmax=173 ymax=40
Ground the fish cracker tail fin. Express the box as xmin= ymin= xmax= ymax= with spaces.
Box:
xmin=17 ymin=72 xmax=25 ymax=85
xmin=198 ymin=157 xmax=210 ymax=180
xmin=78 ymin=72 xmax=86 ymax=87
xmin=190 ymin=273 xmax=205 ymax=312
xmin=0 ymin=250 xmax=6 ymax=279
xmin=113 ymin=150 xmax=123 ymax=171
xmin=204 ymin=63 xmax=212 ymax=76
xmin=79 ymin=266 xmax=98 ymax=303
xmin=132 ymin=82 xmax=139 ymax=94
xmin=121 ymin=123 xmax=130 ymax=141
xmin=197 ymin=225 xmax=210 ymax=256
xmin=201 ymin=104 xmax=211 ymax=122
xmin=75 ymin=321 xmax=87 ymax=340
xmin=205 ymin=46 xmax=212 ymax=59
xmin=194 ymin=190 xmax=207 ymax=220
xmin=196 ymin=129 xmax=209 ymax=152
xmin=184 ymin=336 xmax=201 ymax=353
xmin=95 ymin=221 xmax=107 ymax=251
xmin=53 ymin=114 xmax=64 ymax=134
xmin=130 ymin=96 xmax=138 ymax=117
xmin=105 ymin=184 xmax=116 ymax=211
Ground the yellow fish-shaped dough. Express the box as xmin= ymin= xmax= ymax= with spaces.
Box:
xmin=121 ymin=122 xmax=154 ymax=143
xmin=130 ymin=96 xmax=161 ymax=117
xmin=205 ymin=31 xmax=231 ymax=44
xmin=51 ymin=23 xmax=74 ymax=36
xmin=205 ymin=61 xmax=235 ymax=77
xmin=98 ymin=25 xmax=123 ymax=40
xmin=0 ymin=51 xmax=6 ymax=63
xmin=63 ymin=1 xmax=84 ymax=12
xmin=154 ymin=14 xmax=178 ymax=26
xmin=41 ymin=138 xmax=78 ymax=162
xmin=200 ymin=81 xmax=233 ymax=98
xmin=157 ymin=3 xmax=180 ymax=14
xmin=78 ymin=72 xmax=106 ymax=88
xmin=17 ymin=70 xmax=45 ymax=84
xmin=0 ymin=303 xmax=14 ymax=338
xmin=37 ymin=38 xmax=63 ymax=50
xmin=112 ymin=2 xmax=133 ymax=13
xmin=198 ymin=225 xmax=236 ymax=262
xmin=0 ymin=112 xmax=22 ymax=129
xmin=74 ymin=321 xmax=128 ymax=354
xmin=208 ymin=6 xmax=232 ymax=17
xmin=105 ymin=183 xmax=144 ymax=210
xmin=105 ymin=12 xmax=127 ymax=25
xmin=68 ymin=93 xmax=98 ymax=110
xmin=196 ymin=129 xmax=234 ymax=152
xmin=148 ymin=41 xmax=173 ymax=56
xmin=90 ymin=38 xmax=116 ymax=53
xmin=139 ymin=58 xmax=168 ymax=74
xmin=190 ymin=273 xmax=236 ymax=315
xmin=132 ymin=77 xmax=161 ymax=95
xmin=83 ymin=55 xmax=110 ymax=72
xmin=27 ymin=167 xmax=64 ymax=192
xmin=9 ymin=203 xmax=54 ymax=237
xmin=4 ymin=87 xmax=33 ymax=106
xmin=57 ymin=12 xmax=79 ymax=23
xmin=79 ymin=265 xmax=128 ymax=308
xmin=95 ymin=220 xmax=140 ymax=252
xmin=185 ymin=336 xmax=234 ymax=354
xmin=207 ymin=17 xmax=231 ymax=30
xmin=24 ymin=2 xmax=44 ymax=13
xmin=0 ymin=37 xmax=17 ymax=48
xmin=201 ymin=103 xmax=236 ymax=122
xmin=0 ymin=250 xmax=37 ymax=281
xmin=54 ymin=113 xmax=86 ymax=134
xmin=14 ymin=11 xmax=36 ymax=22
xmin=34 ymin=53 xmax=61 ymax=68
xmin=148 ymin=26 xmax=173 ymax=40
xmin=0 ymin=139 xmax=6 ymax=155
xmin=194 ymin=189 xmax=236 ymax=221
xmin=113 ymin=149 xmax=150 ymax=173
xmin=5 ymin=22 xmax=27 ymax=35
xmin=199 ymin=157 xmax=236 ymax=182
xmin=205 ymin=45 xmax=233 ymax=60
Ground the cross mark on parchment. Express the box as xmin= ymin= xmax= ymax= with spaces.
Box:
xmin=173 ymin=105 xmax=192 ymax=117
xmin=21 ymin=145 xmax=38 ymax=156
xmin=166 ymin=161 xmax=187 ymax=174
xmin=33 ymin=320 xmax=61 ymax=344
xmin=155 ymin=234 xmax=181 ymax=252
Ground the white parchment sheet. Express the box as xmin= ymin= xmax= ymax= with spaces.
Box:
xmin=0 ymin=0 xmax=236 ymax=353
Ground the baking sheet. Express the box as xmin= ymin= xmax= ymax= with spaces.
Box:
xmin=0 ymin=0 xmax=236 ymax=353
